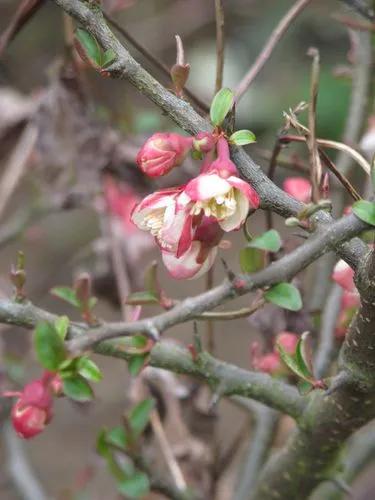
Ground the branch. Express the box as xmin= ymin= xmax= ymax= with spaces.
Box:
xmin=314 ymin=283 xmax=342 ymax=379
xmin=214 ymin=0 xmax=225 ymax=93
xmin=0 ymin=299 xmax=304 ymax=418
xmin=235 ymin=0 xmax=313 ymax=101
xmin=66 ymin=212 xmax=368 ymax=352
xmin=340 ymin=0 xmax=375 ymax=22
xmin=235 ymin=403 xmax=278 ymax=500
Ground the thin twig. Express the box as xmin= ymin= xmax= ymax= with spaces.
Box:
xmin=235 ymin=0 xmax=313 ymax=101
xmin=214 ymin=0 xmax=225 ymax=94
xmin=3 ymin=423 xmax=48 ymax=500
xmin=103 ymin=12 xmax=209 ymax=113
xmin=313 ymin=284 xmax=343 ymax=379
xmin=198 ymin=299 xmax=265 ymax=320
xmin=235 ymin=404 xmax=279 ymax=500
xmin=0 ymin=124 xmax=38 ymax=221
xmin=149 ymin=410 xmax=187 ymax=491
xmin=0 ymin=0 xmax=45 ymax=56
xmin=307 ymin=47 xmax=322 ymax=202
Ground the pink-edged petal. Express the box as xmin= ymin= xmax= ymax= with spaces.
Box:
xmin=162 ymin=243 xmax=217 ymax=280
xmin=159 ymin=207 xmax=192 ymax=253
xmin=218 ymin=189 xmax=249 ymax=231
xmin=228 ymin=176 xmax=260 ymax=209
xmin=184 ymin=173 xmax=231 ymax=201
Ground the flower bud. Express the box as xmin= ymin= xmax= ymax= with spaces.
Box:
xmin=11 ymin=400 xmax=50 ymax=439
xmin=136 ymin=133 xmax=193 ymax=177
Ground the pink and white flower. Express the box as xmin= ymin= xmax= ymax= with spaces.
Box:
xmin=162 ymin=217 xmax=222 ymax=279
xmin=136 ymin=132 xmax=193 ymax=177
xmin=180 ymin=171 xmax=259 ymax=232
xmin=131 ymin=186 xmax=193 ymax=256
xmin=283 ymin=177 xmax=311 ymax=203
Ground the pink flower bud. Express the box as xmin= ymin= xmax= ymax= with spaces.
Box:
xmin=275 ymin=331 xmax=299 ymax=355
xmin=11 ymin=400 xmax=50 ymax=439
xmin=254 ymin=352 xmax=283 ymax=375
xmin=332 ymin=260 xmax=356 ymax=292
xmin=4 ymin=376 xmax=55 ymax=439
xmin=283 ymin=177 xmax=312 ymax=203
xmin=136 ymin=133 xmax=193 ymax=177
xmin=193 ymin=132 xmax=216 ymax=154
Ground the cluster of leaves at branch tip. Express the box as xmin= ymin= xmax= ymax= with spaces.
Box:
xmin=97 ymin=398 xmax=155 ymax=498
xmin=210 ymin=88 xmax=256 ymax=145
xmin=51 ymin=274 xmax=97 ymax=324
xmin=74 ymin=28 xmax=116 ymax=71
xmin=34 ymin=319 xmax=102 ymax=402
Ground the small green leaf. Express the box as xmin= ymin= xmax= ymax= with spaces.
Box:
xmin=54 ymin=316 xmax=69 ymax=341
xmin=51 ymin=286 xmax=81 ymax=308
xmin=129 ymin=398 xmax=155 ymax=437
xmin=107 ymin=426 xmax=128 ymax=449
xmin=77 ymin=357 xmax=102 ymax=382
xmin=128 ymin=355 xmax=147 ymax=376
xmin=34 ymin=322 xmax=66 ymax=371
xmin=297 ymin=379 xmax=313 ymax=395
xmin=210 ymin=87 xmax=234 ymax=126
xmin=352 ymin=200 xmax=375 ymax=226
xmin=295 ymin=332 xmax=314 ymax=378
xmin=264 ymin=283 xmax=302 ymax=311
xmin=75 ymin=28 xmax=102 ymax=66
xmin=230 ymin=129 xmax=256 ymax=146
xmin=117 ymin=472 xmax=150 ymax=499
xmin=239 ymin=247 xmax=264 ymax=273
xmin=126 ymin=291 xmax=159 ymax=305
xmin=102 ymin=48 xmax=116 ymax=68
xmin=276 ymin=343 xmax=312 ymax=383
xmin=248 ymin=230 xmax=282 ymax=252
xmin=88 ymin=296 xmax=98 ymax=310
xmin=62 ymin=374 xmax=94 ymax=402
xmin=97 ymin=429 xmax=110 ymax=457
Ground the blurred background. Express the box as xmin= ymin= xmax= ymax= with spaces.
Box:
xmin=0 ymin=0 xmax=373 ymax=499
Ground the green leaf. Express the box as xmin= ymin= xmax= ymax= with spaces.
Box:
xmin=239 ymin=247 xmax=264 ymax=273
xmin=77 ymin=357 xmax=102 ymax=382
xmin=102 ymin=48 xmax=116 ymax=68
xmin=54 ymin=316 xmax=70 ymax=341
xmin=126 ymin=291 xmax=159 ymax=305
xmin=97 ymin=429 xmax=110 ymax=457
xmin=51 ymin=286 xmax=81 ymax=308
xmin=34 ymin=322 xmax=66 ymax=371
xmin=210 ymin=87 xmax=234 ymax=126
xmin=107 ymin=426 xmax=128 ymax=449
xmin=276 ymin=342 xmax=312 ymax=383
xmin=248 ymin=230 xmax=282 ymax=253
xmin=297 ymin=379 xmax=313 ymax=395
xmin=230 ymin=129 xmax=256 ymax=146
xmin=62 ymin=374 xmax=94 ymax=402
xmin=265 ymin=283 xmax=302 ymax=311
xmin=352 ymin=200 xmax=375 ymax=226
xmin=75 ymin=28 xmax=102 ymax=66
xmin=295 ymin=332 xmax=314 ymax=378
xmin=129 ymin=398 xmax=155 ymax=437
xmin=128 ymin=355 xmax=147 ymax=376
xmin=117 ymin=472 xmax=150 ymax=499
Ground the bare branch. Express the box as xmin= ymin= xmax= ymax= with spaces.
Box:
xmin=235 ymin=0 xmax=313 ymax=101
xmin=214 ymin=0 xmax=225 ymax=93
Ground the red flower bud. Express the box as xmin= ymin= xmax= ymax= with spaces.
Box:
xmin=4 ymin=375 xmax=55 ymax=439
xmin=11 ymin=400 xmax=50 ymax=439
xmin=136 ymin=133 xmax=193 ymax=177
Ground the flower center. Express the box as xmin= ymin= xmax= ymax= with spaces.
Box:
xmin=191 ymin=188 xmax=237 ymax=220
xmin=142 ymin=208 xmax=165 ymax=237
